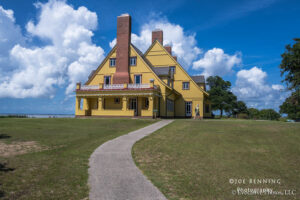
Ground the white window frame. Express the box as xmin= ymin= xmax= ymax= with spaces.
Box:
xmin=130 ymin=57 xmax=137 ymax=66
xmin=182 ymin=82 xmax=190 ymax=90
xmin=185 ymin=101 xmax=192 ymax=117
xmin=110 ymin=58 xmax=116 ymax=67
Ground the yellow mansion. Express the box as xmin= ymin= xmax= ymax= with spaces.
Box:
xmin=75 ymin=14 xmax=211 ymax=118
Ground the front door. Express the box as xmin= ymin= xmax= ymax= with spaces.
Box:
xmin=129 ymin=98 xmax=138 ymax=116
xmin=185 ymin=101 xmax=192 ymax=117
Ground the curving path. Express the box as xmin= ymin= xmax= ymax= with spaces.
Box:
xmin=88 ymin=120 xmax=173 ymax=200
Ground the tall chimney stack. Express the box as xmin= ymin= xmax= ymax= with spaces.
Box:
xmin=113 ymin=14 xmax=131 ymax=84
xmin=164 ymin=45 xmax=172 ymax=55
xmin=152 ymin=29 xmax=163 ymax=45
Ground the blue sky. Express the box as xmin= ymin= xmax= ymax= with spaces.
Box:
xmin=0 ymin=0 xmax=299 ymax=114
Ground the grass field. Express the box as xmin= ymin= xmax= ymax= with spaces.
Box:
xmin=0 ymin=118 xmax=155 ymax=199
xmin=133 ymin=120 xmax=300 ymax=200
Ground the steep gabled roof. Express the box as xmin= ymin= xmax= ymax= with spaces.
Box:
xmin=85 ymin=45 xmax=117 ymax=85
xmin=131 ymin=44 xmax=176 ymax=93
xmin=152 ymin=67 xmax=170 ymax=76
xmin=191 ymin=75 xmax=205 ymax=84
xmin=144 ymin=40 xmax=209 ymax=96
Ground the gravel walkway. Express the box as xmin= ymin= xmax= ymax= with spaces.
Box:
xmin=88 ymin=120 xmax=173 ymax=200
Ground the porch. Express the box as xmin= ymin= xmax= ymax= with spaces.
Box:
xmin=75 ymin=83 xmax=160 ymax=117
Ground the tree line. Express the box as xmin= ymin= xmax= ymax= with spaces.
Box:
xmin=206 ymin=76 xmax=281 ymax=120
xmin=206 ymin=38 xmax=299 ymax=121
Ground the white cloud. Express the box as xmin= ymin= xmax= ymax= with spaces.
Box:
xmin=271 ymin=84 xmax=284 ymax=91
xmin=192 ymin=48 xmax=241 ymax=77
xmin=0 ymin=6 xmax=25 ymax=74
xmin=0 ymin=0 xmax=104 ymax=98
xmin=110 ymin=18 xmax=202 ymax=68
xmin=232 ymin=66 xmax=287 ymax=110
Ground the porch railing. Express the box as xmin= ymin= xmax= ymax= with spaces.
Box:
xmin=79 ymin=83 xmax=155 ymax=90
xmin=103 ymin=84 xmax=124 ymax=89
xmin=81 ymin=85 xmax=99 ymax=90
xmin=128 ymin=84 xmax=150 ymax=89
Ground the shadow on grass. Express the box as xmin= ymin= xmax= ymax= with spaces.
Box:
xmin=0 ymin=163 xmax=14 ymax=198
xmin=0 ymin=163 xmax=14 ymax=172
xmin=0 ymin=134 xmax=11 ymax=139
xmin=0 ymin=184 xmax=4 ymax=198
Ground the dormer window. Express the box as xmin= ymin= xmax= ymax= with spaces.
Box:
xmin=110 ymin=58 xmax=116 ymax=67
xmin=130 ymin=57 xmax=137 ymax=66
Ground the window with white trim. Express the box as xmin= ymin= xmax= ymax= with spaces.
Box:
xmin=182 ymin=82 xmax=190 ymax=90
xmin=110 ymin=58 xmax=116 ymax=67
xmin=130 ymin=57 xmax=137 ymax=66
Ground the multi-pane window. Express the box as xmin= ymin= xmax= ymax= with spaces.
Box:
xmin=110 ymin=58 xmax=116 ymax=67
xmin=130 ymin=57 xmax=137 ymax=66
xmin=134 ymin=75 xmax=141 ymax=84
xmin=170 ymin=66 xmax=176 ymax=74
xmin=104 ymin=76 xmax=111 ymax=85
xmin=167 ymin=99 xmax=174 ymax=112
xmin=182 ymin=82 xmax=190 ymax=90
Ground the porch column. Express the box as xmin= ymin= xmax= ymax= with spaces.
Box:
xmin=148 ymin=96 xmax=154 ymax=114
xmin=75 ymin=97 xmax=81 ymax=110
xmin=122 ymin=97 xmax=128 ymax=111
xmin=83 ymin=98 xmax=89 ymax=110
xmin=98 ymin=97 xmax=103 ymax=111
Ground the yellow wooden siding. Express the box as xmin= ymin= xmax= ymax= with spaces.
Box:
xmin=145 ymin=41 xmax=205 ymax=117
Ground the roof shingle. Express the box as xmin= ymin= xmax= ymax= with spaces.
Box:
xmin=191 ymin=75 xmax=205 ymax=83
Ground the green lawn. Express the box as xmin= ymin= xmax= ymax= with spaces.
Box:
xmin=0 ymin=118 xmax=155 ymax=199
xmin=133 ymin=120 xmax=300 ymax=200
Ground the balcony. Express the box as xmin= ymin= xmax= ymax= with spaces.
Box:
xmin=77 ymin=83 xmax=156 ymax=91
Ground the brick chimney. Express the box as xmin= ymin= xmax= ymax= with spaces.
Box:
xmin=164 ymin=45 xmax=172 ymax=55
xmin=113 ymin=14 xmax=131 ymax=84
xmin=152 ymin=29 xmax=163 ymax=45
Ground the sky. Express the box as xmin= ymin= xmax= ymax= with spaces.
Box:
xmin=0 ymin=0 xmax=299 ymax=114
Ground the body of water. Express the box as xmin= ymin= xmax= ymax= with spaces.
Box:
xmin=0 ymin=114 xmax=75 ymax=118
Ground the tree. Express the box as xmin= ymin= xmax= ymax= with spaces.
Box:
xmin=233 ymin=101 xmax=248 ymax=115
xmin=280 ymin=91 xmax=300 ymax=119
xmin=279 ymin=38 xmax=300 ymax=119
xmin=207 ymin=76 xmax=237 ymax=118
xmin=248 ymin=108 xmax=260 ymax=119
xmin=279 ymin=38 xmax=300 ymax=90
xmin=259 ymin=109 xmax=281 ymax=120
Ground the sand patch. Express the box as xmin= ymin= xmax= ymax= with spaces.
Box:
xmin=0 ymin=141 xmax=47 ymax=157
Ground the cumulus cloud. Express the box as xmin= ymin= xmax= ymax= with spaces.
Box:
xmin=110 ymin=18 xmax=202 ymax=68
xmin=192 ymin=48 xmax=241 ymax=77
xmin=0 ymin=6 xmax=25 ymax=74
xmin=232 ymin=67 xmax=287 ymax=110
xmin=0 ymin=0 xmax=104 ymax=98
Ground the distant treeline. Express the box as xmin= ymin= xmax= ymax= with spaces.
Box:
xmin=0 ymin=114 xmax=28 ymax=118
